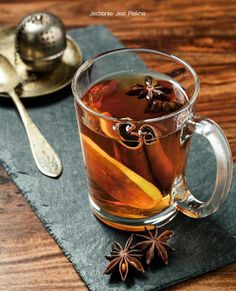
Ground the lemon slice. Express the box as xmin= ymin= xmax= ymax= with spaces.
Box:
xmin=81 ymin=134 xmax=162 ymax=209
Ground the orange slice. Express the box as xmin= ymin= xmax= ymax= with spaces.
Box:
xmin=100 ymin=112 xmax=120 ymax=139
xmin=81 ymin=134 xmax=162 ymax=209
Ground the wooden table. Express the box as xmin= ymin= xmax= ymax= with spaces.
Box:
xmin=0 ymin=1 xmax=236 ymax=290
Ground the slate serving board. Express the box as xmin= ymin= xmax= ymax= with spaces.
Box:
xmin=0 ymin=25 xmax=235 ymax=291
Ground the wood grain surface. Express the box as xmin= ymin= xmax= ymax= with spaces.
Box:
xmin=0 ymin=0 xmax=236 ymax=290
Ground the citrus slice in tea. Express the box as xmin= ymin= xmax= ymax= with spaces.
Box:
xmin=81 ymin=133 xmax=162 ymax=209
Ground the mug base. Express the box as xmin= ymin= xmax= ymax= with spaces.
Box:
xmin=89 ymin=197 xmax=178 ymax=232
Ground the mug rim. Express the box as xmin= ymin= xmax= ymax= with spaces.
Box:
xmin=72 ymin=48 xmax=200 ymax=123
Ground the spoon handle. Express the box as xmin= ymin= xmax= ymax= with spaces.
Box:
xmin=8 ymin=89 xmax=63 ymax=177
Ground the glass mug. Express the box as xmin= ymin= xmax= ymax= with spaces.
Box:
xmin=72 ymin=48 xmax=233 ymax=231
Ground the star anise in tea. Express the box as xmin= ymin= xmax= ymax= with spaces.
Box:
xmin=126 ymin=75 xmax=180 ymax=113
xmin=134 ymin=227 xmax=174 ymax=265
xmin=104 ymin=234 xmax=144 ymax=281
xmin=126 ymin=75 xmax=172 ymax=101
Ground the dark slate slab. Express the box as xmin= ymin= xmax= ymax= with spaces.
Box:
xmin=0 ymin=25 xmax=235 ymax=291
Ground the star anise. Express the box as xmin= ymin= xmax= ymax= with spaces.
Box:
xmin=126 ymin=75 xmax=172 ymax=101
xmin=104 ymin=234 xmax=144 ymax=281
xmin=134 ymin=227 xmax=174 ymax=265
xmin=126 ymin=75 xmax=181 ymax=113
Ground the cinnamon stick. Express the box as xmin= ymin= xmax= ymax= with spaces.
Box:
xmin=141 ymin=125 xmax=174 ymax=189
xmin=113 ymin=141 xmax=158 ymax=186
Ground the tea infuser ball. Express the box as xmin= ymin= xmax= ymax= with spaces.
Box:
xmin=15 ymin=12 xmax=66 ymax=73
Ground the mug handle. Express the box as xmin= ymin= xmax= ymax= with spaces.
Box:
xmin=175 ymin=116 xmax=233 ymax=218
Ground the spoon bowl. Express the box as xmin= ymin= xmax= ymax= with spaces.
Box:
xmin=0 ymin=55 xmax=20 ymax=92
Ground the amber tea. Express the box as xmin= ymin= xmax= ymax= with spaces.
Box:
xmin=73 ymin=49 xmax=232 ymax=232
xmin=75 ymin=72 xmax=190 ymax=229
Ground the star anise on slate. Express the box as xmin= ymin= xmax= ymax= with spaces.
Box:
xmin=104 ymin=234 xmax=144 ymax=281
xmin=126 ymin=75 xmax=181 ymax=113
xmin=134 ymin=227 xmax=174 ymax=265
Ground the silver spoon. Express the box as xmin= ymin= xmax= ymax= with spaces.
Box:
xmin=0 ymin=54 xmax=62 ymax=177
